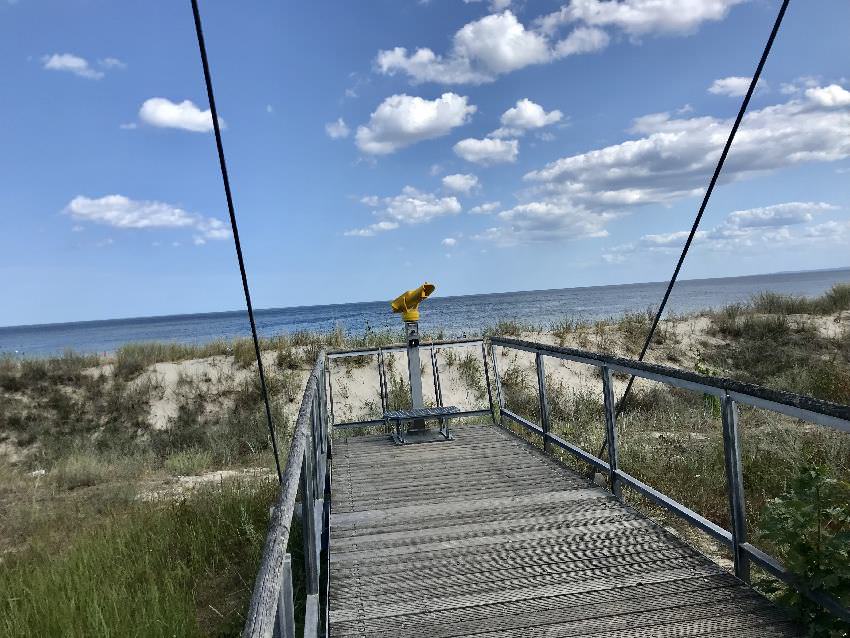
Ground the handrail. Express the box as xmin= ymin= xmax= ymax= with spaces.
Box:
xmin=243 ymin=354 xmax=328 ymax=638
xmin=489 ymin=336 xmax=850 ymax=622
xmin=490 ymin=336 xmax=850 ymax=431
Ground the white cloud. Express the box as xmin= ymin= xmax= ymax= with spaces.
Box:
xmin=442 ymin=173 xmax=479 ymax=193
xmin=345 ymin=186 xmax=462 ymax=236
xmin=492 ymin=98 xmax=562 ymax=137
xmin=325 ymin=117 xmax=350 ymax=139
xmin=42 ymin=53 xmax=103 ymax=79
xmin=139 ymin=98 xmax=222 ymax=133
xmin=541 ymin=0 xmax=747 ymax=37
xmin=379 ymin=2 xmax=744 ymax=85
xmin=441 ymin=237 xmax=458 ymax=247
xmin=469 ymin=201 xmax=501 ymax=214
xmin=482 ymin=85 xmax=850 ymax=246
xmin=463 ymin=0 xmax=512 ymax=10
xmin=454 ymin=137 xmax=518 ymax=164
xmin=525 ymin=86 xmax=850 ymax=212
xmin=119 ymin=122 xmax=137 ymax=130
xmin=476 ymin=201 xmax=615 ymax=245
xmin=725 ymin=202 xmax=837 ymax=228
xmin=98 ymin=57 xmax=126 ymax=70
xmin=65 ymin=195 xmax=231 ymax=243
xmin=553 ymin=26 xmax=610 ymax=57
xmin=376 ymin=11 xmax=607 ymax=85
xmin=356 ymin=93 xmax=476 ymax=154
xmin=708 ymin=75 xmax=763 ymax=97
xmin=603 ymin=201 xmax=842 ymax=261
xmin=805 ymin=84 xmax=850 ymax=108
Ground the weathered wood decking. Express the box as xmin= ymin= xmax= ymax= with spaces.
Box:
xmin=328 ymin=424 xmax=799 ymax=637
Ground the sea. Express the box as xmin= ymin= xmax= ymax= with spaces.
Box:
xmin=2 ymin=268 xmax=849 ymax=357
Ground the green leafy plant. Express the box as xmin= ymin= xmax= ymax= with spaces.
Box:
xmin=760 ymin=465 xmax=850 ymax=637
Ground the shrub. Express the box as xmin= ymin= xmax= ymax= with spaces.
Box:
xmin=759 ymin=465 xmax=850 ymax=636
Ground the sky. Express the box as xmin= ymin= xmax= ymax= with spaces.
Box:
xmin=1 ymin=0 xmax=849 ymax=327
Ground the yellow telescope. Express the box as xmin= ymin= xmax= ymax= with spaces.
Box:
xmin=390 ymin=283 xmax=435 ymax=322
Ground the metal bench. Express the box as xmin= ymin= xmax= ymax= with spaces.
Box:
xmin=384 ymin=405 xmax=459 ymax=444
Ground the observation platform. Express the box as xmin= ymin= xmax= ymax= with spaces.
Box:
xmin=328 ymin=423 xmax=800 ymax=638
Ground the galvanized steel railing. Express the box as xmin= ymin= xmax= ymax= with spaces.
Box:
xmin=244 ymin=336 xmax=850 ymax=636
xmin=243 ymin=355 xmax=330 ymax=638
xmin=489 ymin=336 xmax=850 ymax=623
xmin=326 ymin=338 xmax=494 ymax=429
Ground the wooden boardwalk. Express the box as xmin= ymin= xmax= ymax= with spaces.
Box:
xmin=329 ymin=424 xmax=800 ymax=637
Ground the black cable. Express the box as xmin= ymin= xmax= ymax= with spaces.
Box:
xmin=615 ymin=0 xmax=791 ymax=416
xmin=190 ymin=0 xmax=283 ymax=483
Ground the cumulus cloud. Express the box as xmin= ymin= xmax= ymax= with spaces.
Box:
xmin=65 ymin=195 xmax=230 ymax=243
xmin=479 ymin=85 xmax=850 ymax=246
xmin=805 ymin=84 xmax=850 ymax=108
xmin=376 ymin=11 xmax=607 ymax=85
xmin=469 ymin=201 xmax=501 ymax=214
xmin=538 ymin=0 xmax=746 ymax=37
xmin=476 ymin=201 xmax=615 ymax=245
xmin=491 ymin=98 xmax=562 ymax=138
xmin=325 ymin=117 xmax=350 ymax=139
xmin=139 ymin=98 xmax=222 ymax=133
xmin=708 ymin=75 xmax=763 ymax=97
xmin=442 ymin=173 xmax=480 ymax=193
xmin=441 ymin=237 xmax=458 ymax=247
xmin=345 ymin=187 xmax=462 ymax=236
xmin=379 ymin=2 xmax=743 ymax=85
xmin=454 ymin=137 xmax=518 ymax=164
xmin=603 ymin=201 xmax=843 ymax=262
xmin=525 ymin=86 xmax=850 ymax=211
xmin=356 ymin=93 xmax=476 ymax=154
xmin=42 ymin=53 xmax=104 ymax=79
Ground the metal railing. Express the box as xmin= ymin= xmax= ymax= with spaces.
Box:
xmin=489 ymin=336 xmax=850 ymax=622
xmin=243 ymin=355 xmax=331 ymax=638
xmin=244 ymin=335 xmax=850 ymax=636
xmin=326 ymin=338 xmax=494 ymax=429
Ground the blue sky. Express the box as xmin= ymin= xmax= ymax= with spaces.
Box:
xmin=1 ymin=0 xmax=849 ymax=326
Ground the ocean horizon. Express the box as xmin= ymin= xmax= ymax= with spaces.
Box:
xmin=3 ymin=267 xmax=849 ymax=357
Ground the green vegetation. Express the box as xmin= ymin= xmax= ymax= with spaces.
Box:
xmin=0 ymin=479 xmax=276 ymax=637
xmin=760 ymin=466 xmax=850 ymax=637
xmin=1 ymin=284 xmax=848 ymax=634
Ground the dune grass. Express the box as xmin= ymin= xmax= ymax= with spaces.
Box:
xmin=0 ymin=479 xmax=276 ymax=638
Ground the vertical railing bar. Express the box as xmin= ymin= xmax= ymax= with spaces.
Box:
xmin=301 ymin=441 xmax=319 ymax=595
xmin=535 ymin=352 xmax=551 ymax=452
xmin=326 ymin=360 xmax=336 ymax=427
xmin=274 ymin=553 xmax=296 ymax=638
xmin=377 ymin=348 xmax=385 ymax=414
xmin=601 ymin=366 xmax=622 ymax=498
xmin=430 ymin=346 xmax=443 ymax=408
xmin=489 ymin=341 xmax=505 ymax=412
xmin=481 ymin=341 xmax=494 ymax=422
xmin=722 ymin=392 xmax=751 ymax=583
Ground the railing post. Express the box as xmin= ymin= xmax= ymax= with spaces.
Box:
xmin=535 ymin=352 xmax=551 ymax=452
xmin=481 ymin=341 xmax=494 ymax=421
xmin=601 ymin=366 xmax=622 ymax=498
xmin=301 ymin=441 xmax=319 ymax=596
xmin=274 ymin=553 xmax=296 ymax=638
xmin=489 ymin=341 xmax=505 ymax=416
xmin=722 ymin=392 xmax=751 ymax=583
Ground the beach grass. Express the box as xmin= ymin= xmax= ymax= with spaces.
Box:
xmin=0 ymin=478 xmax=276 ymax=638
xmin=0 ymin=282 xmax=848 ymax=634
